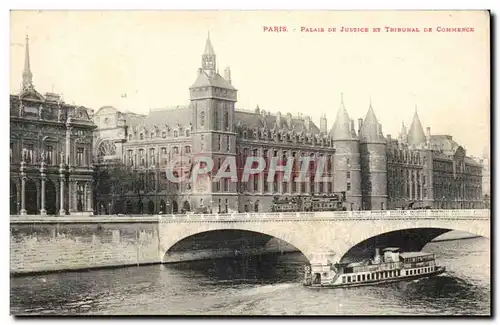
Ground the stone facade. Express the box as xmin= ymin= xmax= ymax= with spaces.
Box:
xmin=10 ymin=36 xmax=96 ymax=215
xmin=92 ymin=35 xmax=485 ymax=213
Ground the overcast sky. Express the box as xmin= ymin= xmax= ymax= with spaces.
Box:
xmin=10 ymin=10 xmax=490 ymax=157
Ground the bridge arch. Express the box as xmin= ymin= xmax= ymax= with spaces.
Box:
xmin=337 ymin=223 xmax=490 ymax=264
xmin=159 ymin=224 xmax=314 ymax=264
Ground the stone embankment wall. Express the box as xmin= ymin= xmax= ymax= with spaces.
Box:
xmin=10 ymin=216 xmax=160 ymax=274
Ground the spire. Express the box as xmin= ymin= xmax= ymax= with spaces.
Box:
xmin=331 ymin=93 xmax=355 ymax=140
xmin=22 ymin=34 xmax=33 ymax=91
xmin=359 ymin=100 xmax=384 ymax=143
xmin=204 ymin=31 xmax=215 ymax=55
xmin=407 ymin=108 xmax=426 ymax=146
xmin=201 ymin=32 xmax=216 ymax=73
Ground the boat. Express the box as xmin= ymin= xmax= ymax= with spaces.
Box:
xmin=303 ymin=247 xmax=446 ymax=288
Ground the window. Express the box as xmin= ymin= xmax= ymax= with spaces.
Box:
xmin=201 ymin=135 xmax=204 ymax=151
xmin=224 ymin=110 xmax=229 ymax=130
xmin=185 ymin=129 xmax=190 ymax=137
xmin=226 ymin=136 xmax=230 ymax=151
xmin=46 ymin=145 xmax=53 ymax=164
xmin=10 ymin=143 xmax=13 ymax=163
xmin=224 ymin=178 xmax=229 ymax=192
xmin=128 ymin=150 xmax=133 ymax=166
xmin=24 ymin=144 xmax=34 ymax=164
xmin=173 ymin=130 xmax=178 ymax=138
xmin=347 ymin=172 xmax=351 ymax=179
xmin=215 ymin=110 xmax=219 ymax=130
xmin=128 ymin=134 xmax=132 ymax=141
xmin=162 ymin=132 xmax=166 ymax=138
xmin=185 ymin=146 xmax=191 ymax=154
xmin=140 ymin=133 xmax=144 ymax=140
xmin=173 ymin=147 xmax=179 ymax=154
xmin=149 ymin=148 xmax=156 ymax=166
xmin=161 ymin=147 xmax=167 ymax=155
xmin=346 ymin=158 xmax=350 ymax=166
xmin=347 ymin=182 xmax=351 ymax=191
xmin=76 ymin=148 xmax=84 ymax=166
xmin=217 ymin=135 xmax=221 ymax=150
xmin=200 ymin=112 xmax=205 ymax=127
xmin=139 ymin=149 xmax=145 ymax=166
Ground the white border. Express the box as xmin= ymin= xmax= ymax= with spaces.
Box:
xmin=2 ymin=0 xmax=497 ymax=324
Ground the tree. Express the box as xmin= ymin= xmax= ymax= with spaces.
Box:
xmin=95 ymin=163 xmax=140 ymax=214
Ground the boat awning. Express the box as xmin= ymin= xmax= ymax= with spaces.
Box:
xmin=382 ymin=247 xmax=400 ymax=252
xmin=399 ymin=252 xmax=434 ymax=259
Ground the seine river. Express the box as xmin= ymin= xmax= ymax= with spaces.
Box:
xmin=10 ymin=237 xmax=490 ymax=316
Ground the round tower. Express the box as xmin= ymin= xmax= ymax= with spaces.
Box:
xmin=330 ymin=94 xmax=362 ymax=211
xmin=358 ymin=102 xmax=388 ymax=210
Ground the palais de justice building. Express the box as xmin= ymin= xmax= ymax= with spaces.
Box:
xmin=10 ymin=36 xmax=95 ymax=215
xmin=93 ymin=35 xmax=484 ymax=214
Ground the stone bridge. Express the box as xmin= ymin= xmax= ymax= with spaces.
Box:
xmin=158 ymin=209 xmax=490 ymax=264
xmin=10 ymin=209 xmax=490 ymax=274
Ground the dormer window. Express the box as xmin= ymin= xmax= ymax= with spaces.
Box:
xmin=174 ymin=130 xmax=178 ymax=138
xmin=185 ymin=129 xmax=190 ymax=137
xmin=140 ymin=133 xmax=144 ymax=140
xmin=128 ymin=134 xmax=132 ymax=141
xmin=162 ymin=132 xmax=166 ymax=138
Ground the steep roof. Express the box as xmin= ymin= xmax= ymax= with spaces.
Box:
xmin=407 ymin=110 xmax=426 ymax=146
xmin=235 ymin=109 xmax=321 ymax=135
xmin=330 ymin=95 xmax=356 ymax=140
xmin=126 ymin=106 xmax=192 ymax=129
xmin=190 ymin=70 xmax=236 ymax=90
xmin=359 ymin=104 xmax=384 ymax=143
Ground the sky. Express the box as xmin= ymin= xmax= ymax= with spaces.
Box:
xmin=9 ymin=10 xmax=490 ymax=157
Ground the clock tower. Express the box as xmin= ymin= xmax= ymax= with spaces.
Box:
xmin=189 ymin=34 xmax=238 ymax=213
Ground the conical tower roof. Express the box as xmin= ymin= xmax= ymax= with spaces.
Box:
xmin=359 ymin=101 xmax=384 ymax=143
xmin=407 ymin=109 xmax=426 ymax=146
xmin=330 ymin=94 xmax=356 ymax=140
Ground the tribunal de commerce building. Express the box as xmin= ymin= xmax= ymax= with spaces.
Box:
xmin=91 ymin=35 xmax=485 ymax=215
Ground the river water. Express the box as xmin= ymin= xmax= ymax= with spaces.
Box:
xmin=10 ymin=237 xmax=490 ymax=316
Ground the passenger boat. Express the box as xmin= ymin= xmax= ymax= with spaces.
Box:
xmin=303 ymin=247 xmax=446 ymax=288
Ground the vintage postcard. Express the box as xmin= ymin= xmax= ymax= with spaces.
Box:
xmin=9 ymin=10 xmax=490 ymax=316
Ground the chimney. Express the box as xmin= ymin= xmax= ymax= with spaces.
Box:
xmin=358 ymin=118 xmax=363 ymax=134
xmin=286 ymin=113 xmax=292 ymax=128
xmin=320 ymin=114 xmax=327 ymax=134
xmin=224 ymin=66 xmax=232 ymax=84
xmin=276 ymin=111 xmax=282 ymax=126
xmin=426 ymin=127 xmax=431 ymax=137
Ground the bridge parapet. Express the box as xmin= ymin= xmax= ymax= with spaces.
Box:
xmin=159 ymin=209 xmax=490 ymax=222
xmin=10 ymin=209 xmax=490 ymax=224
